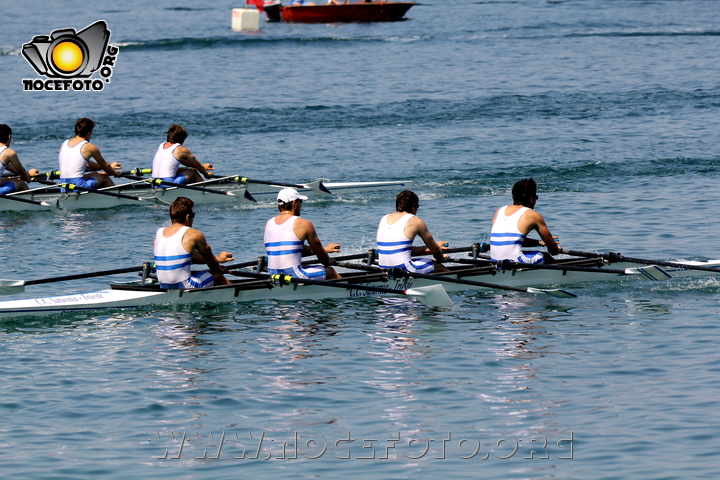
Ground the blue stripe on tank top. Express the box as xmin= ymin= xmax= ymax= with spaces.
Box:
xmin=155 ymin=260 xmax=193 ymax=270
xmin=154 ymin=254 xmax=192 ymax=261
xmin=378 ymin=240 xmax=412 ymax=247
xmin=265 ymin=241 xmax=303 ymax=247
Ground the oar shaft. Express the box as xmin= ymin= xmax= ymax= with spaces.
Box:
xmin=565 ymin=250 xmax=720 ymax=274
xmin=25 ymin=266 xmax=144 ymax=286
xmin=386 ymin=268 xmax=538 ymax=293
xmin=35 ymin=180 xmax=148 ymax=202
xmin=235 ymin=176 xmax=305 ymax=189
xmin=334 ymin=261 xmax=549 ymax=294
xmin=123 ymin=175 xmax=233 ymax=196
xmin=449 ymin=257 xmax=628 ymax=274
xmin=228 ymin=270 xmax=416 ymax=296
xmin=0 ymin=194 xmax=46 ymax=206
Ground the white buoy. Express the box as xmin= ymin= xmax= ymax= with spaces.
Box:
xmin=232 ymin=8 xmax=260 ymax=32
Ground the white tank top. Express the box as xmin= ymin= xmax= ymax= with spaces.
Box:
xmin=151 ymin=143 xmax=181 ymax=179
xmin=59 ymin=139 xmax=89 ymax=179
xmin=264 ymin=216 xmax=303 ymax=270
xmin=154 ymin=226 xmax=192 ymax=287
xmin=377 ymin=213 xmax=414 ymax=268
xmin=490 ymin=206 xmax=530 ymax=261
xmin=0 ymin=146 xmax=7 ymax=177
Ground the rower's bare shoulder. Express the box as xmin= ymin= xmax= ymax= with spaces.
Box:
xmin=522 ymin=208 xmax=547 ymax=226
xmin=174 ymin=145 xmax=192 ymax=159
xmin=1 ymin=147 xmax=17 ymax=161
xmin=83 ymin=142 xmax=100 ymax=155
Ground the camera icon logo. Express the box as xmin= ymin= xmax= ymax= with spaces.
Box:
xmin=22 ymin=20 xmax=110 ymax=78
xmin=22 ymin=21 xmax=119 ymax=91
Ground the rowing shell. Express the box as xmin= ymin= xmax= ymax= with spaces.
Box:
xmin=1 ymin=256 xmax=718 ymax=318
xmin=0 ymin=179 xmax=413 ymax=212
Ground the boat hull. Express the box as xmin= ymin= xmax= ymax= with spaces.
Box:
xmin=0 ymin=179 xmax=412 ymax=212
xmin=279 ymin=2 xmax=414 ymax=23
xmin=1 ymin=258 xmax=718 ymax=318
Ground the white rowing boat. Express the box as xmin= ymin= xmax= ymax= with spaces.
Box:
xmin=1 ymin=255 xmax=718 ymax=318
xmin=0 ymin=178 xmax=413 ymax=212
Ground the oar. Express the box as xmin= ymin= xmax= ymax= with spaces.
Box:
xmin=448 ymin=258 xmax=672 ymax=281
xmin=0 ymin=193 xmax=54 ymax=208
xmin=35 ymin=179 xmax=163 ymax=204
xmin=0 ymin=264 xmax=147 ymax=295
xmin=0 ymin=193 xmax=68 ymax=214
xmin=235 ymin=176 xmax=332 ymax=195
xmin=334 ymin=261 xmax=577 ymax=298
xmin=227 ymin=270 xmax=452 ymax=307
xmin=564 ymin=250 xmax=720 ymax=275
xmin=121 ymin=175 xmax=257 ymax=203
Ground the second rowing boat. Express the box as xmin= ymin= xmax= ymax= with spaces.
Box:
xmin=0 ymin=178 xmax=413 ymax=212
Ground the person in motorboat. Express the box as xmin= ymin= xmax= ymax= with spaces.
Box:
xmin=264 ymin=188 xmax=341 ymax=280
xmin=0 ymin=124 xmax=38 ymax=194
xmin=151 ymin=124 xmax=215 ymax=186
xmin=377 ymin=190 xmax=449 ymax=273
xmin=153 ymin=197 xmax=233 ymax=289
xmin=59 ymin=117 xmax=121 ymax=189
xmin=490 ymin=178 xmax=561 ymax=264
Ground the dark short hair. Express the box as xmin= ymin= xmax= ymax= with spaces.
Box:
xmin=74 ymin=118 xmax=96 ymax=137
xmin=512 ymin=178 xmax=538 ymax=206
xmin=396 ymin=190 xmax=419 ymax=212
xmin=167 ymin=124 xmax=188 ymax=144
xmin=278 ymin=200 xmax=295 ymax=212
xmin=169 ymin=197 xmax=194 ymax=223
xmin=0 ymin=124 xmax=11 ymax=144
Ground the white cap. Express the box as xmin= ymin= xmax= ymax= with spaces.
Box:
xmin=277 ymin=188 xmax=308 ymax=204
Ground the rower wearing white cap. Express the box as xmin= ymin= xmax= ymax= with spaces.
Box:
xmin=264 ymin=188 xmax=341 ymax=280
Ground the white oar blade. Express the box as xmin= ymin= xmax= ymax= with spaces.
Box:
xmin=526 ymin=287 xmax=577 ymax=298
xmin=624 ymin=265 xmax=672 ymax=281
xmin=405 ymin=284 xmax=453 ymax=307
xmin=41 ymin=199 xmax=67 ymax=214
xmin=0 ymin=280 xmax=26 ymax=295
xmin=304 ymin=180 xmax=333 ymax=196
xmin=225 ymin=189 xmax=248 ymax=200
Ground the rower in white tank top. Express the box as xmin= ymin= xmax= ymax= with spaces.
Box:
xmin=59 ymin=139 xmax=90 ymax=178
xmin=0 ymin=127 xmax=36 ymax=194
xmin=151 ymin=142 xmax=187 ymax=184
xmin=377 ymin=213 xmax=435 ymax=273
xmin=264 ymin=215 xmax=326 ymax=280
xmin=59 ymin=139 xmax=102 ymax=190
xmin=0 ymin=146 xmax=10 ymax=194
xmin=490 ymin=206 xmax=544 ymax=264
xmin=0 ymin=146 xmax=7 ymax=178
xmin=154 ymin=226 xmax=214 ymax=289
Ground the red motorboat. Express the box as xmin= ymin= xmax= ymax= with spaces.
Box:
xmin=264 ymin=1 xmax=415 ymax=23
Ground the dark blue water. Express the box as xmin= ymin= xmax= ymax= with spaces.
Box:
xmin=1 ymin=0 xmax=719 ymax=478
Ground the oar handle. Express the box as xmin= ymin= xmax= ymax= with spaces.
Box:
xmin=43 ymin=168 xmax=152 ymax=180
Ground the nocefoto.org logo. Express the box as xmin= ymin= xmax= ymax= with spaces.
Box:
xmin=21 ymin=20 xmax=119 ymax=92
